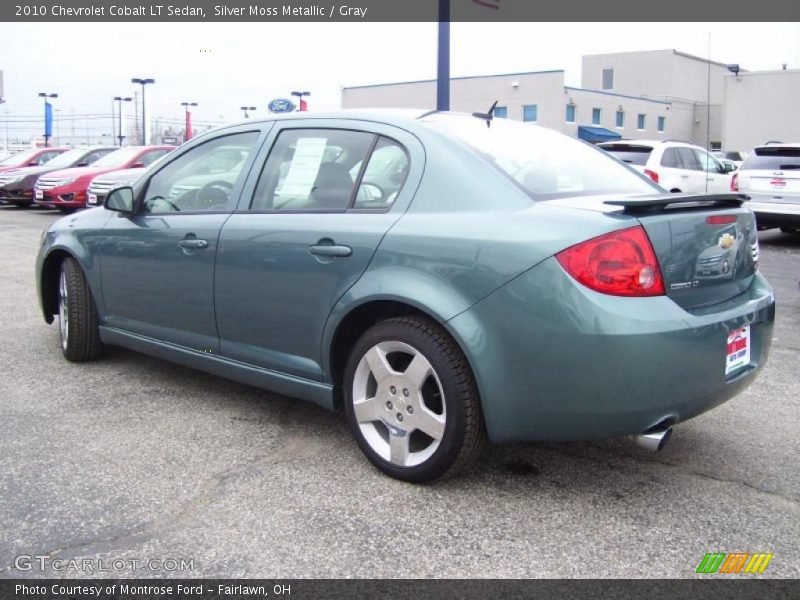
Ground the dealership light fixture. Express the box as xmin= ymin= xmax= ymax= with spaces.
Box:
xmin=113 ymin=96 xmax=133 ymax=146
xmin=131 ymin=78 xmax=155 ymax=144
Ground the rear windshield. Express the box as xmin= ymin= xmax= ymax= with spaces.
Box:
xmin=598 ymin=144 xmax=653 ymax=166
xmin=741 ymin=147 xmax=800 ymax=171
xmin=422 ymin=115 xmax=658 ymax=200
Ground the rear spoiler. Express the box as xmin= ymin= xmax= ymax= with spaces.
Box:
xmin=604 ymin=193 xmax=748 ymax=214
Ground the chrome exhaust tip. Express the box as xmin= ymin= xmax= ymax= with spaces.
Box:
xmin=634 ymin=427 xmax=673 ymax=452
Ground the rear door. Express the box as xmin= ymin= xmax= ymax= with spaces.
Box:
xmin=214 ymin=120 xmax=423 ymax=382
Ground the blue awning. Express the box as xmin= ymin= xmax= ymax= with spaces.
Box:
xmin=578 ymin=126 xmax=621 ymax=143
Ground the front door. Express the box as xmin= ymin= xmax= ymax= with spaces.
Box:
xmin=215 ymin=123 xmax=420 ymax=382
xmin=99 ymin=129 xmax=263 ymax=352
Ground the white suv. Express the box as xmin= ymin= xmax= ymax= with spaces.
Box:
xmin=734 ymin=143 xmax=800 ymax=232
xmin=598 ymin=140 xmax=735 ymax=194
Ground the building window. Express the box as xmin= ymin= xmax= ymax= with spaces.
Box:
xmin=637 ymin=114 xmax=646 ymax=130
xmin=616 ymin=110 xmax=625 ymax=128
xmin=602 ymin=68 xmax=614 ymax=90
xmin=566 ymin=104 xmax=576 ymax=123
xmin=523 ymin=104 xmax=538 ymax=122
xmin=494 ymin=106 xmax=508 ymax=119
xmin=592 ymin=108 xmax=601 ymax=125
xmin=657 ymin=116 xmax=666 ymax=133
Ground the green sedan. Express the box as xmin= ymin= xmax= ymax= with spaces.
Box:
xmin=36 ymin=110 xmax=775 ymax=482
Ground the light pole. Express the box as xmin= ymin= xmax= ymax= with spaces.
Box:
xmin=290 ymin=91 xmax=310 ymax=111
xmin=38 ymin=92 xmax=58 ymax=147
xmin=181 ymin=101 xmax=197 ymax=141
xmin=240 ymin=106 xmax=256 ymax=119
xmin=113 ymin=96 xmax=132 ymax=146
xmin=131 ymin=78 xmax=155 ymax=144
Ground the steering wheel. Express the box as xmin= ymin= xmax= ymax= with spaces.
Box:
xmin=146 ymin=195 xmax=181 ymax=212
xmin=194 ymin=180 xmax=234 ymax=210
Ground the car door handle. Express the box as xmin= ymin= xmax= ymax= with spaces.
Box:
xmin=309 ymin=244 xmax=352 ymax=257
xmin=681 ymin=174 xmax=690 ymax=178
xmin=179 ymin=239 xmax=209 ymax=249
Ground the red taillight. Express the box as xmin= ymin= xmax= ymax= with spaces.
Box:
xmin=706 ymin=215 xmax=737 ymax=225
xmin=556 ymin=226 xmax=665 ymax=297
xmin=644 ymin=169 xmax=659 ymax=183
xmin=730 ymin=172 xmax=739 ymax=192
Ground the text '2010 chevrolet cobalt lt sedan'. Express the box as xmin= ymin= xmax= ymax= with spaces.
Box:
xmin=37 ymin=110 xmax=775 ymax=481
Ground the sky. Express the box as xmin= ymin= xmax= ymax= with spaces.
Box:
xmin=1 ymin=21 xmax=799 ymax=144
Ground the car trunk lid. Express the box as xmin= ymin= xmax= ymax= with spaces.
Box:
xmin=604 ymin=193 xmax=758 ymax=309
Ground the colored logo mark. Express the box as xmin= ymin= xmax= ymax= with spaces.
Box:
xmin=696 ymin=552 xmax=773 ymax=574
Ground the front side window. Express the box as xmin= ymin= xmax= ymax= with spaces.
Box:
xmin=616 ymin=110 xmax=625 ymax=128
xmin=494 ymin=106 xmax=508 ymax=119
xmin=592 ymin=108 xmax=601 ymax=125
xmin=566 ymin=104 xmax=576 ymax=123
xmin=143 ymin=131 xmax=259 ymax=213
xmin=637 ymin=114 xmax=646 ymax=130
xmin=678 ymin=147 xmax=701 ymax=170
xmin=250 ymin=129 xmax=375 ymax=212
xmin=694 ymin=148 xmax=723 ymax=173
xmin=657 ymin=116 xmax=666 ymax=133
xmin=422 ymin=114 xmax=659 ymax=201
xmin=523 ymin=105 xmax=538 ymax=122
xmin=37 ymin=151 xmax=62 ymax=165
xmin=602 ymin=68 xmax=614 ymax=90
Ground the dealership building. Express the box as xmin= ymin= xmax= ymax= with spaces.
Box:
xmin=341 ymin=49 xmax=800 ymax=152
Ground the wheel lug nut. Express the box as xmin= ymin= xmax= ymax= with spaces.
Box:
xmin=407 ymin=406 xmax=413 ymax=414
xmin=396 ymin=413 xmax=403 ymax=422
xmin=390 ymin=386 xmax=397 ymax=395
xmin=386 ymin=401 xmax=393 ymax=410
xmin=403 ymin=388 xmax=409 ymax=397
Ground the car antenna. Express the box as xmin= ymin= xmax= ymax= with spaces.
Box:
xmin=472 ymin=101 xmax=498 ymax=128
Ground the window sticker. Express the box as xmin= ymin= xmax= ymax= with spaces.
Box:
xmin=277 ymin=137 xmax=328 ymax=197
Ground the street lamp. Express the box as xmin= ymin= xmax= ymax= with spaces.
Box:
xmin=181 ymin=102 xmax=197 ymax=141
xmin=113 ymin=96 xmax=132 ymax=146
xmin=290 ymin=91 xmax=310 ymax=111
xmin=38 ymin=92 xmax=58 ymax=147
xmin=240 ymin=106 xmax=256 ymax=119
xmin=131 ymin=78 xmax=155 ymax=144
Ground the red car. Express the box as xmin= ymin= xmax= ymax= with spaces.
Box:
xmin=34 ymin=145 xmax=172 ymax=210
xmin=0 ymin=148 xmax=68 ymax=174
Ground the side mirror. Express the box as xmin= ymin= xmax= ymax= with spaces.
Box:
xmin=76 ymin=161 xmax=90 ymax=167
xmin=724 ymin=163 xmax=737 ymax=173
xmin=104 ymin=186 xmax=135 ymax=215
xmin=130 ymin=162 xmax=145 ymax=169
xmin=27 ymin=160 xmax=39 ymax=166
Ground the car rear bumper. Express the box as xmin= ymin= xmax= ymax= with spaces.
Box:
xmin=746 ymin=198 xmax=800 ymax=228
xmin=447 ymin=257 xmax=775 ymax=443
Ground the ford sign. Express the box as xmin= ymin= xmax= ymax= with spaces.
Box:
xmin=268 ymin=98 xmax=296 ymax=113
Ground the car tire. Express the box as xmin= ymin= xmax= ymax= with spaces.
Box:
xmin=343 ymin=316 xmax=484 ymax=482
xmin=11 ymin=201 xmax=32 ymax=208
xmin=58 ymin=257 xmax=103 ymax=362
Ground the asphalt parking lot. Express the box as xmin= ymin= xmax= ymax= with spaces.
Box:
xmin=0 ymin=204 xmax=798 ymax=579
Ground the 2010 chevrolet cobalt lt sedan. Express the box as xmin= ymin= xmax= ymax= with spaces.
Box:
xmin=36 ymin=110 xmax=775 ymax=482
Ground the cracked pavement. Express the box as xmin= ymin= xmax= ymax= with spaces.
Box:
xmin=0 ymin=205 xmax=798 ymax=578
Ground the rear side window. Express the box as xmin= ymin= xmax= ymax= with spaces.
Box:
xmin=352 ymin=137 xmax=409 ymax=210
xmin=600 ymin=144 xmax=653 ymax=166
xmin=741 ymin=147 xmax=800 ymax=170
xmin=250 ymin=129 xmax=375 ymax=212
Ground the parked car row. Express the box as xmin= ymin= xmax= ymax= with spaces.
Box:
xmin=0 ymin=145 xmax=173 ymax=211
xmin=598 ymin=139 xmax=800 ymax=232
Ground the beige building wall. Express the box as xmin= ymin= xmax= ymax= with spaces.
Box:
xmin=342 ymin=70 xmax=688 ymax=142
xmin=581 ymin=49 xmax=730 ymax=104
xmin=722 ymin=70 xmax=800 ymax=151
